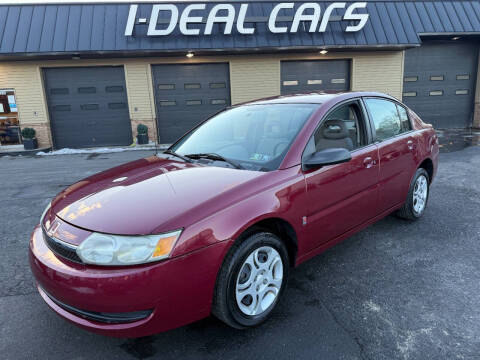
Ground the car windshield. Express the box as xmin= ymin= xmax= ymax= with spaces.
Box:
xmin=169 ymin=104 xmax=318 ymax=171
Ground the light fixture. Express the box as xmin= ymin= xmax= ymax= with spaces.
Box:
xmin=319 ymin=49 xmax=328 ymax=55
xmin=186 ymin=52 xmax=194 ymax=58
xmin=452 ymin=36 xmax=461 ymax=40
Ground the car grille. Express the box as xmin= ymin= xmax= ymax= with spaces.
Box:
xmin=42 ymin=227 xmax=83 ymax=264
xmin=40 ymin=287 xmax=153 ymax=324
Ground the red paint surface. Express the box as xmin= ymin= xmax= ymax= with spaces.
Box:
xmin=30 ymin=92 xmax=438 ymax=337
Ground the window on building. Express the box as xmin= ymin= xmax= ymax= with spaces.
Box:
xmin=53 ymin=105 xmax=71 ymax=111
xmin=0 ymin=89 xmax=21 ymax=146
xmin=211 ymin=99 xmax=226 ymax=105
xmin=50 ymin=88 xmax=69 ymax=95
xmin=108 ymin=102 xmax=127 ymax=110
xmin=157 ymin=84 xmax=174 ymax=90
xmin=81 ymin=104 xmax=100 ymax=111
xmin=209 ymin=83 xmax=226 ymax=89
xmin=159 ymin=100 xmax=176 ymax=106
xmin=78 ymin=87 xmax=96 ymax=94
xmin=365 ymin=98 xmax=402 ymax=141
xmin=106 ymin=85 xmax=124 ymax=93
xmin=185 ymin=83 xmax=201 ymax=89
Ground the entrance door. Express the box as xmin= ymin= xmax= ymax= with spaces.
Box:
xmin=403 ymin=42 xmax=478 ymax=128
xmin=152 ymin=63 xmax=231 ymax=143
xmin=281 ymin=60 xmax=351 ymax=95
xmin=44 ymin=66 xmax=132 ymax=149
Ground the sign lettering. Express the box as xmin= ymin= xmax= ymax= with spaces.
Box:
xmin=125 ymin=2 xmax=369 ymax=36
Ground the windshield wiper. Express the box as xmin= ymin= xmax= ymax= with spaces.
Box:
xmin=185 ymin=153 xmax=243 ymax=169
xmin=163 ymin=149 xmax=192 ymax=163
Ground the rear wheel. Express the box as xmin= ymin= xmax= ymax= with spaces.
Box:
xmin=396 ymin=168 xmax=430 ymax=220
xmin=212 ymin=232 xmax=289 ymax=329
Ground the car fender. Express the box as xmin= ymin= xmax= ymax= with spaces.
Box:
xmin=170 ymin=167 xmax=307 ymax=259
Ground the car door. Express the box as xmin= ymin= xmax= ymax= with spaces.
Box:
xmin=363 ymin=98 xmax=418 ymax=212
xmin=302 ymin=99 xmax=379 ymax=251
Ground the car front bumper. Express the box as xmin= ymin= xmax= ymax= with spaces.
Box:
xmin=29 ymin=225 xmax=232 ymax=337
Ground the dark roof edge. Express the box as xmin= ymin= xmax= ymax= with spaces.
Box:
xmin=0 ymin=44 xmax=419 ymax=61
xmin=419 ymin=32 xmax=480 ymax=37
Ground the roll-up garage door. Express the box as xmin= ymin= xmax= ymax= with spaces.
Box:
xmin=152 ymin=63 xmax=231 ymax=144
xmin=281 ymin=60 xmax=351 ymax=95
xmin=403 ymin=42 xmax=478 ymax=128
xmin=44 ymin=66 xmax=132 ymax=149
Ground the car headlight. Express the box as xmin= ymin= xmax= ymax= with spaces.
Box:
xmin=76 ymin=229 xmax=182 ymax=266
xmin=40 ymin=202 xmax=51 ymax=223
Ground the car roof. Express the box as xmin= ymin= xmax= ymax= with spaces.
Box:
xmin=241 ymin=91 xmax=398 ymax=106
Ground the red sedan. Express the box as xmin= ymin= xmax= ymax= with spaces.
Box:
xmin=30 ymin=92 xmax=438 ymax=337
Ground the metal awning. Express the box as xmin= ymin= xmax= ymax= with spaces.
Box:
xmin=0 ymin=1 xmax=479 ymax=58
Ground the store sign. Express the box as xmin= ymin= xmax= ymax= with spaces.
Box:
xmin=125 ymin=2 xmax=369 ymax=36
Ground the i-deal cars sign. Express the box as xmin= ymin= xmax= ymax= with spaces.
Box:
xmin=125 ymin=2 xmax=369 ymax=36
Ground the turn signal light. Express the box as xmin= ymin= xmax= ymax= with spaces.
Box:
xmin=153 ymin=235 xmax=178 ymax=258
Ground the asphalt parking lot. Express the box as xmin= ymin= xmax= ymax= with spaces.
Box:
xmin=1 ymin=141 xmax=479 ymax=360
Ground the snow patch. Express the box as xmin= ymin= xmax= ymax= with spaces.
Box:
xmin=36 ymin=143 xmax=165 ymax=156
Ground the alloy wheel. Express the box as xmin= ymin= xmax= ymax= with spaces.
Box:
xmin=413 ymin=175 xmax=428 ymax=214
xmin=235 ymin=246 xmax=283 ymax=316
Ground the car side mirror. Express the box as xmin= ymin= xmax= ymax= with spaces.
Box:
xmin=302 ymin=148 xmax=352 ymax=170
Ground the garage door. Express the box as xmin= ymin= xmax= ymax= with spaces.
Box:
xmin=152 ymin=63 xmax=231 ymax=143
xmin=44 ymin=67 xmax=132 ymax=149
xmin=403 ymin=43 xmax=478 ymax=128
xmin=281 ymin=60 xmax=350 ymax=95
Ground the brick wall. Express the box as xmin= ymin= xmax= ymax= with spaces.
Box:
xmin=0 ymin=63 xmax=48 ymax=126
xmin=230 ymin=56 xmax=280 ymax=104
xmin=351 ymin=51 xmax=404 ymax=100
xmin=27 ymin=122 xmax=52 ymax=148
xmin=124 ymin=63 xmax=157 ymax=141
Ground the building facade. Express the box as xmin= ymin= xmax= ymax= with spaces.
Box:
xmin=0 ymin=0 xmax=479 ymax=149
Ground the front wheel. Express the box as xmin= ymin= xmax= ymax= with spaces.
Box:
xmin=396 ymin=168 xmax=430 ymax=220
xmin=212 ymin=232 xmax=289 ymax=329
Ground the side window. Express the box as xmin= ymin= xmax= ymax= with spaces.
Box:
xmin=396 ymin=104 xmax=411 ymax=132
xmin=365 ymin=99 xmax=402 ymax=141
xmin=305 ymin=102 xmax=365 ymax=157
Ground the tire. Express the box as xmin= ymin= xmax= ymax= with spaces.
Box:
xmin=212 ymin=231 xmax=289 ymax=329
xmin=396 ymin=168 xmax=430 ymax=220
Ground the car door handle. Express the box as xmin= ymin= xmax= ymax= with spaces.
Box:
xmin=363 ymin=157 xmax=376 ymax=168
xmin=407 ymin=140 xmax=414 ymax=150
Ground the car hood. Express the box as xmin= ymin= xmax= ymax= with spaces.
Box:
xmin=50 ymin=156 xmax=264 ymax=235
